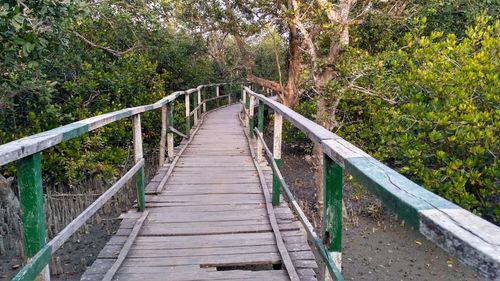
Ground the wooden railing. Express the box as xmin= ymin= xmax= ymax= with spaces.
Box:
xmin=0 ymin=82 xmax=241 ymax=281
xmin=241 ymin=86 xmax=500 ymax=281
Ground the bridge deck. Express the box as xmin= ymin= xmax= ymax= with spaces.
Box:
xmin=82 ymin=104 xmax=318 ymax=281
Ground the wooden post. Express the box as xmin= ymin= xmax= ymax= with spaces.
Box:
xmin=257 ymin=100 xmax=265 ymax=162
xmin=202 ymin=88 xmax=207 ymax=113
xmin=272 ymin=113 xmax=282 ymax=206
xmin=248 ymin=95 xmax=254 ymax=137
xmin=242 ymin=89 xmax=248 ymax=127
xmin=323 ymin=154 xmax=343 ymax=279
xmin=132 ymin=114 xmax=145 ymax=211
xmin=193 ymin=90 xmax=198 ymax=126
xmin=159 ymin=105 xmax=167 ymax=167
xmin=228 ymin=86 xmax=232 ymax=105
xmin=197 ymin=88 xmax=202 ymax=116
xmin=245 ymin=92 xmax=250 ymax=128
xmin=216 ymin=85 xmax=220 ymax=107
xmin=16 ymin=153 xmax=50 ymax=281
xmin=167 ymin=103 xmax=174 ymax=162
xmin=185 ymin=93 xmax=191 ymax=135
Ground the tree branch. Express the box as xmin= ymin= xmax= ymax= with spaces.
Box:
xmin=74 ymin=32 xmax=135 ymax=57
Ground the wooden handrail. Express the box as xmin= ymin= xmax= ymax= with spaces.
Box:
xmin=243 ymin=86 xmax=500 ymax=280
xmin=3 ymin=82 xmax=242 ymax=281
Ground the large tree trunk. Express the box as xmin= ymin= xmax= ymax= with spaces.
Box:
xmin=282 ymin=18 xmax=302 ymax=107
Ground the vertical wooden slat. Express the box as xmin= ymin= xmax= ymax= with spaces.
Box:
xmin=167 ymin=103 xmax=174 ymax=162
xmin=216 ymin=85 xmax=220 ymax=107
xmin=194 ymin=90 xmax=198 ymax=126
xmin=323 ymin=154 xmax=343 ymax=280
xmin=257 ymin=100 xmax=265 ymax=162
xmin=185 ymin=93 xmax=191 ymax=135
xmin=159 ymin=105 xmax=167 ymax=167
xmin=272 ymin=113 xmax=283 ymax=206
xmin=198 ymin=86 xmax=203 ymax=116
xmin=16 ymin=153 xmax=50 ymax=281
xmin=248 ymin=95 xmax=255 ymax=137
xmin=242 ymin=89 xmax=248 ymax=127
xmin=201 ymin=88 xmax=206 ymax=113
xmin=132 ymin=114 xmax=145 ymax=211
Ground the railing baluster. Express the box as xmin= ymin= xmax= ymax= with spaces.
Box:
xmin=17 ymin=153 xmax=51 ymax=281
xmin=323 ymin=154 xmax=343 ymax=280
xmin=272 ymin=113 xmax=282 ymax=206
xmin=167 ymin=103 xmax=174 ymax=162
xmin=185 ymin=93 xmax=191 ymax=135
xmin=194 ymin=90 xmax=199 ymax=126
xmin=216 ymin=85 xmax=220 ymax=107
xmin=248 ymin=95 xmax=254 ymax=137
xmin=201 ymin=88 xmax=206 ymax=113
xmin=242 ymin=88 xmax=248 ymax=127
xmin=196 ymin=88 xmax=204 ymax=117
xmin=159 ymin=105 xmax=167 ymax=167
xmin=257 ymin=100 xmax=265 ymax=162
xmin=132 ymin=114 xmax=145 ymax=211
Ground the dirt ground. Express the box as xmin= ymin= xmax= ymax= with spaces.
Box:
xmin=0 ymin=218 xmax=120 ymax=281
xmin=280 ymin=150 xmax=480 ymax=281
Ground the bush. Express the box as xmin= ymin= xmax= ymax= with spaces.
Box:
xmin=337 ymin=16 xmax=499 ymax=222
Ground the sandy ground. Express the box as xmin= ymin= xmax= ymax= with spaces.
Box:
xmin=1 ymin=219 xmax=120 ymax=281
xmin=280 ymin=150 xmax=480 ymax=281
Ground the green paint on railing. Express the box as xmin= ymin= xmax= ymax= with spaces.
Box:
xmin=323 ymin=154 xmax=343 ymax=252
xmin=11 ymin=244 xmax=51 ymax=281
xmin=16 ymin=153 xmax=47 ymax=258
xmin=62 ymin=124 xmax=90 ymax=141
xmin=169 ymin=103 xmax=174 ymax=127
xmin=272 ymin=158 xmax=282 ymax=206
xmin=258 ymin=101 xmax=264 ymax=133
xmin=136 ymin=166 xmax=145 ymax=211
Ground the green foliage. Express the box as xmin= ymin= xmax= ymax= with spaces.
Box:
xmin=0 ymin=1 xmax=217 ymax=186
xmin=336 ymin=17 xmax=499 ymax=222
xmin=282 ymin=98 xmax=316 ymax=152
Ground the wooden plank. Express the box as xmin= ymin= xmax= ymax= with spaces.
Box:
xmin=241 ymin=113 xmax=300 ymax=281
xmin=101 ymin=210 xmax=149 ymax=281
xmin=120 ymin=253 xmax=281 ymax=267
xmin=114 ymin=269 xmax=289 ymax=281
xmin=155 ymin=113 xmax=206 ymax=194
xmin=48 ymin=160 xmax=144 ymax=253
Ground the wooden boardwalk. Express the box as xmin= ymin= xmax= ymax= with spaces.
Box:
xmin=82 ymin=104 xmax=318 ymax=281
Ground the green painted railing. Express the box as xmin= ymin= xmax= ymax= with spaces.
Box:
xmin=242 ymin=85 xmax=500 ymax=281
xmin=0 ymin=82 xmax=241 ymax=281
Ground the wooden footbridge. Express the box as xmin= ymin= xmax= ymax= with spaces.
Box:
xmin=2 ymin=83 xmax=499 ymax=281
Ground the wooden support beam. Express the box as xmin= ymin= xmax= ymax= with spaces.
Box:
xmin=257 ymin=100 xmax=265 ymax=162
xmin=194 ymin=90 xmax=199 ymax=126
xmin=16 ymin=153 xmax=50 ymax=281
xmin=185 ymin=93 xmax=191 ymax=135
xmin=242 ymin=89 xmax=248 ymax=127
xmin=248 ymin=95 xmax=255 ymax=137
xmin=272 ymin=113 xmax=283 ymax=206
xmin=216 ymin=85 xmax=220 ymax=107
xmin=198 ymin=88 xmax=201 ymax=116
xmin=159 ymin=105 xmax=167 ymax=167
xmin=132 ymin=114 xmax=145 ymax=211
xmin=201 ymin=88 xmax=206 ymax=113
xmin=167 ymin=103 xmax=174 ymax=162
xmin=245 ymin=92 xmax=250 ymax=129
xmin=323 ymin=154 xmax=343 ymax=280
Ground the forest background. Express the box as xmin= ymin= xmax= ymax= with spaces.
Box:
xmin=0 ymin=0 xmax=498 ymax=223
